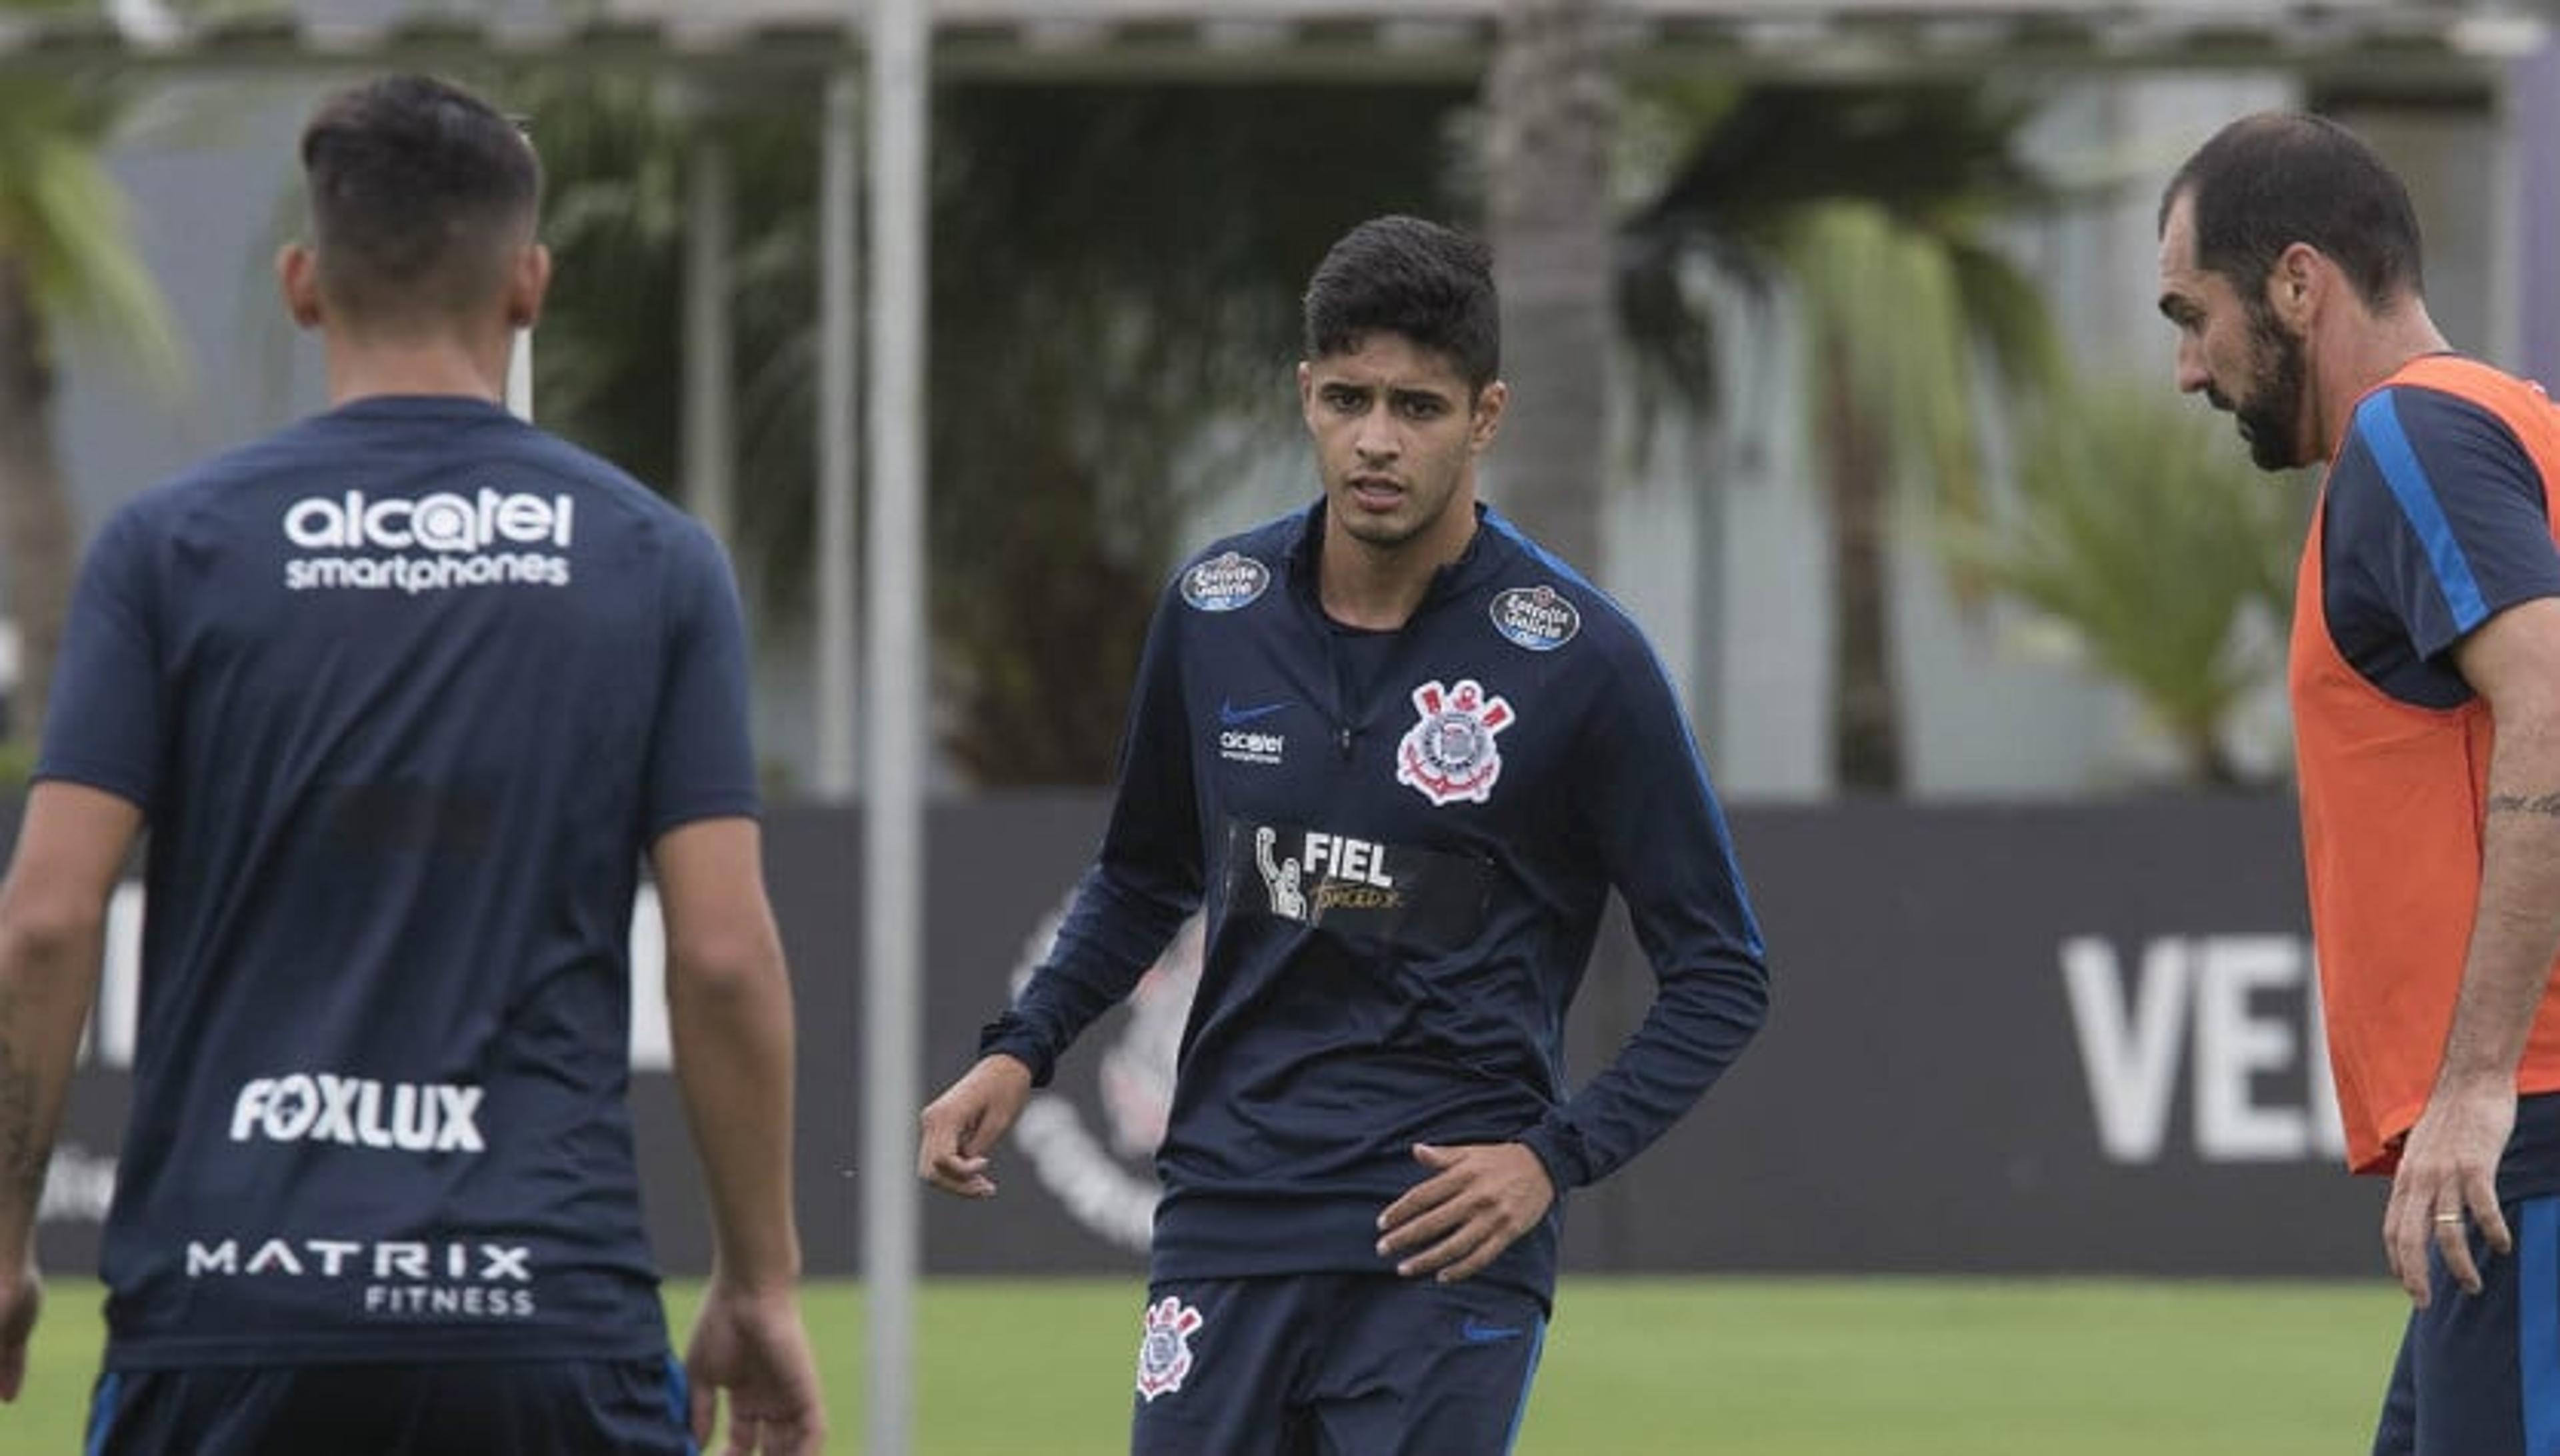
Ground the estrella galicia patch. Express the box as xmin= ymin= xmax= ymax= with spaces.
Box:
xmin=1180 ymin=552 xmax=1271 ymax=613
xmin=1490 ymin=584 xmax=1581 ymax=651
xmin=1135 ymin=1295 xmax=1204 ymax=1402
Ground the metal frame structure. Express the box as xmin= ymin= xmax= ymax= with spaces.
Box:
xmin=0 ymin=2 xmax=2547 ymax=81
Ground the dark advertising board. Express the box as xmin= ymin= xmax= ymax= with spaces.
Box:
xmin=38 ymin=794 xmax=2380 ymax=1281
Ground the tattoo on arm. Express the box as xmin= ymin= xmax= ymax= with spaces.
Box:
xmin=0 ymin=989 xmax=51 ymax=1211
xmin=2488 ymin=792 xmax=2560 ymax=817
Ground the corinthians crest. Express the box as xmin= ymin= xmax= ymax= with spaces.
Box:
xmin=1395 ymin=678 xmax=1515 ymax=807
xmin=1135 ymin=1295 xmax=1205 ymax=1401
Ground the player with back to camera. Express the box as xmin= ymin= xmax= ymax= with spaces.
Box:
xmin=919 ymin=214 xmax=1769 ymax=1454
xmin=2157 ymin=111 xmax=2560 ymax=1454
xmin=0 ymin=73 xmax=823 ymax=1454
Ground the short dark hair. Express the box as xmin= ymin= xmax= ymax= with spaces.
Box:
xmin=2159 ymin=111 xmax=2423 ymax=309
xmin=1301 ymin=216 xmax=1501 ymax=392
xmin=299 ymin=74 xmax=541 ymax=326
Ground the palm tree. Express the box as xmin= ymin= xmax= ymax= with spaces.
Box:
xmin=1483 ymin=0 xmax=1615 ymax=577
xmin=1945 ymin=375 xmax=2299 ymax=785
xmin=1621 ymin=83 xmax=2063 ymax=792
xmin=926 ymin=83 xmax=1467 ymax=783
xmin=521 ymin=77 xmax=1469 ymax=786
xmin=0 ymin=16 xmax=183 ymax=755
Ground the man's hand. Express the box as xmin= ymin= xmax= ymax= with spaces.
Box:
xmin=0 ymin=1260 xmax=39 ymax=1403
xmin=917 ymin=1055 xmax=1033 ymax=1198
xmin=684 ymin=1278 xmax=825 ymax=1455
xmin=2383 ymin=1080 xmax=2516 ymax=1307
xmin=1375 ymin=1142 xmax=1555 ymax=1284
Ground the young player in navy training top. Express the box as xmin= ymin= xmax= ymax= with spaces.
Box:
xmin=919 ymin=215 xmax=1769 ymax=1453
xmin=0 ymin=75 xmax=822 ymax=1454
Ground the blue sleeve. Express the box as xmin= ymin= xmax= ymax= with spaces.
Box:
xmin=979 ymin=585 xmax=1202 ymax=1085
xmin=1516 ymin=641 xmax=1769 ymax=1190
xmin=35 ymin=505 xmax=164 ymax=811
xmin=641 ymin=521 xmax=760 ymax=840
xmin=2336 ymin=387 xmax=2560 ymax=661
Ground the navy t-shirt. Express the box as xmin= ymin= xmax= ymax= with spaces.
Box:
xmin=2321 ymin=383 xmax=2560 ymax=707
xmin=38 ymin=395 xmax=757 ymax=1368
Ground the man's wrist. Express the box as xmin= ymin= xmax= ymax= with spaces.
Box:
xmin=2433 ymin=1066 xmax=2517 ymax=1099
xmin=708 ymin=1259 xmax=803 ymax=1300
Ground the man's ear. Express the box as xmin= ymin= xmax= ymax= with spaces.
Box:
xmin=2268 ymin=242 xmax=2323 ymax=330
xmin=506 ymin=243 xmax=551 ymax=331
xmin=1469 ymin=380 xmax=1508 ymax=452
xmin=277 ymin=243 xmax=323 ymax=330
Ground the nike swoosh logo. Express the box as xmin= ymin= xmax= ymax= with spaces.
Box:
xmin=1460 ymin=1318 xmax=1524 ymax=1344
xmin=1219 ymin=699 xmax=1290 ymax=727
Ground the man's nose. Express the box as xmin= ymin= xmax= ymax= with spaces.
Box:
xmin=2174 ymin=337 xmax=2212 ymax=396
xmin=1354 ymin=409 xmax=1399 ymax=460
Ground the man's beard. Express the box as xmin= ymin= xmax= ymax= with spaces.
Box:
xmin=2229 ymin=304 xmax=2310 ymax=472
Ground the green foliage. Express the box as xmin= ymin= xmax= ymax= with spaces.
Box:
xmin=923 ymin=83 xmax=1465 ymax=783
xmin=1623 ymin=82 xmax=2060 ymax=540
xmin=520 ymin=77 xmax=1467 ymax=786
xmin=0 ymin=735 xmax=34 ymax=791
xmin=1779 ymin=203 xmax=2055 ymax=545
xmin=0 ymin=12 xmax=188 ymax=753
xmin=1945 ymin=375 xmax=2301 ymax=785
xmin=1617 ymin=82 xmax=2067 ymax=790
xmin=0 ymin=27 xmax=182 ymax=388
xmin=498 ymin=71 xmax=821 ymax=617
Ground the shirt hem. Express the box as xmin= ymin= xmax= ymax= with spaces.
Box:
xmin=105 ymin=1327 xmax=669 ymax=1371
xmin=1152 ymin=1193 xmax=1557 ymax=1310
xmin=644 ymin=797 xmax=763 ymax=843
xmin=28 ymin=763 xmax=153 ymax=815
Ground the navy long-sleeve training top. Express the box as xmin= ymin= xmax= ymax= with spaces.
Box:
xmin=983 ymin=501 xmax=1768 ymax=1304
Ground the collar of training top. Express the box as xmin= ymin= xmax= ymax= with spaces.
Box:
xmin=1283 ymin=499 xmax=1516 ymax=611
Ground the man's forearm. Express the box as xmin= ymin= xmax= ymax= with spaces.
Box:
xmin=2441 ymin=721 xmax=2560 ymax=1092
xmin=669 ymin=954 xmax=801 ymax=1291
xmin=0 ymin=919 xmax=105 ymax=1269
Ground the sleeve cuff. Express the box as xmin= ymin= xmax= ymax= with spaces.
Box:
xmin=977 ymin=1015 xmax=1057 ymax=1089
xmin=1517 ymin=1117 xmax=1594 ymax=1192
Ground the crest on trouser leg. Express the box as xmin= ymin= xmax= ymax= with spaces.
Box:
xmin=1135 ymin=1295 xmax=1204 ymax=1401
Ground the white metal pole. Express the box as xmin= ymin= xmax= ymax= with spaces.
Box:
xmin=817 ymin=74 xmax=861 ymax=799
xmin=505 ymin=327 xmax=532 ymax=423
xmin=864 ymin=0 xmax=929 ymax=1449
xmin=684 ymin=133 xmax=737 ymax=549
xmin=509 ymin=113 xmax=535 ymax=426
xmin=2515 ymin=31 xmax=2560 ymax=386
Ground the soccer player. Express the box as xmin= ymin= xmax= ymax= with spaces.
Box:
xmin=2156 ymin=112 xmax=2560 ymax=1453
xmin=0 ymin=75 xmax=822 ymax=1454
xmin=919 ymin=215 xmax=1769 ymax=1453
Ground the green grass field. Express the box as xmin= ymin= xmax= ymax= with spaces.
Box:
xmin=5 ymin=1276 xmax=2406 ymax=1453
